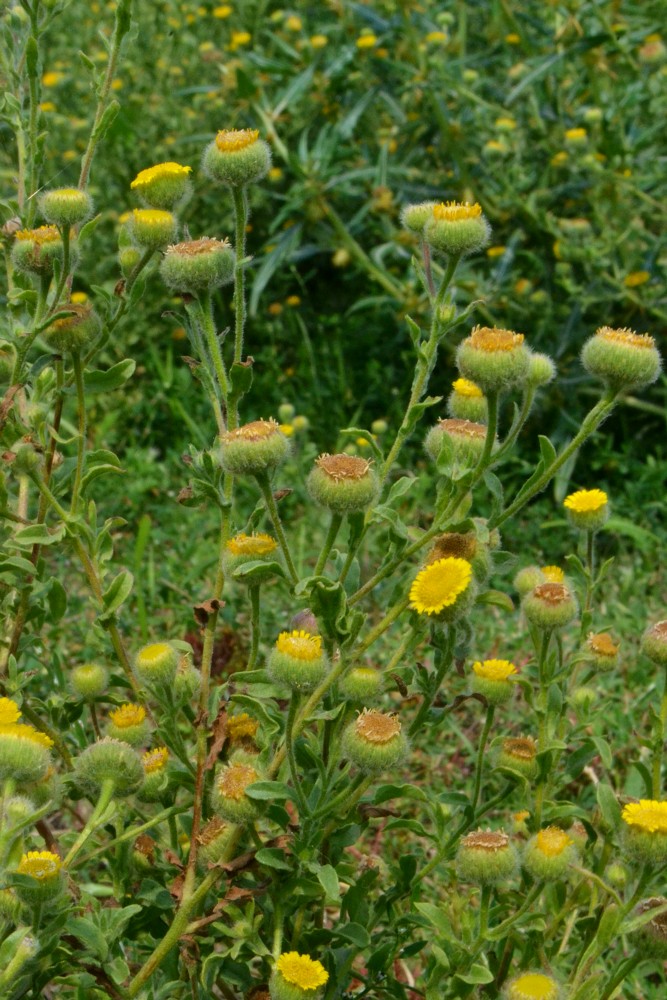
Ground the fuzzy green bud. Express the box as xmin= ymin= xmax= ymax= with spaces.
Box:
xmin=134 ymin=642 xmax=179 ymax=688
xmin=73 ymin=738 xmax=143 ymax=797
xmin=138 ymin=747 xmax=170 ymax=802
xmin=223 ymin=532 xmax=280 ymax=585
xmin=220 ymin=419 xmax=289 ymax=476
xmin=582 ymin=632 xmax=619 ymax=671
xmin=606 ymin=862 xmax=628 ymax=889
xmin=526 ymin=352 xmax=557 ymax=387
xmin=307 ymin=453 xmax=380 ymax=513
xmin=203 ymin=128 xmax=271 ymax=187
xmin=522 ymin=582 xmax=578 ymax=630
xmin=160 ymin=237 xmax=234 ymax=293
xmin=14 ymin=851 xmax=65 ymax=908
xmin=197 ymin=817 xmax=232 ymax=868
xmin=174 ymin=656 xmax=201 ymax=702
xmin=40 ymin=187 xmax=93 ymax=227
xmin=130 ymin=161 xmax=192 ymax=209
xmin=570 ymin=686 xmax=596 ymax=712
xmin=290 ymin=609 xmax=320 ymax=635
xmin=581 ymin=326 xmax=661 ymax=391
xmin=400 ymin=201 xmax=438 ymax=235
xmin=470 ymin=659 xmax=517 ymax=705
xmin=456 ymin=829 xmax=518 ymax=885
xmin=130 ymin=208 xmax=177 ymax=250
xmin=119 ymin=246 xmax=141 ymax=278
xmin=342 ymin=710 xmax=408 ymax=774
xmin=641 ymin=621 xmax=667 ymax=668
xmin=563 ymin=488 xmax=609 ymax=532
xmin=70 ymin=663 xmax=109 ymax=700
xmin=457 ymin=326 xmax=531 ymax=394
xmin=505 ymin=972 xmax=562 ymax=1000
xmin=513 ymin=565 xmax=545 ymax=596
xmin=4 ymin=795 xmax=36 ymax=830
xmin=0 ymin=888 xmax=21 ymax=926
xmin=632 ymin=898 xmax=667 ymax=958
xmin=278 ymin=403 xmax=296 ymax=423
xmin=12 ymin=226 xmax=65 ymax=276
xmin=44 ymin=303 xmax=100 ymax=355
xmin=371 ymin=418 xmax=388 ymax=435
xmin=106 ymin=703 xmax=149 ymax=747
xmin=425 ymin=418 xmax=493 ymax=470
xmin=211 ymin=756 xmax=263 ymax=824
xmin=446 ymin=377 xmax=488 ymax=422
xmin=0 ymin=727 xmax=52 ymax=784
xmin=339 ymin=667 xmax=383 ymax=703
xmin=494 ymin=736 xmax=538 ymax=780
xmin=423 ymin=201 xmax=491 ymax=257
xmin=523 ymin=826 xmax=578 ymax=880
xmin=268 ymin=630 xmax=328 ymax=692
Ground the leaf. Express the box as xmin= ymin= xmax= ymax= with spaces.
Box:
xmin=374 ymin=783 xmax=428 ymax=805
xmin=335 ymin=921 xmax=370 ymax=947
xmin=596 ymin=782 xmax=621 ymax=831
xmin=232 ymin=560 xmax=285 ymax=584
xmin=13 ymin=523 xmax=66 ymax=547
xmin=65 ymin=917 xmax=108 ymax=961
xmin=254 ymin=847 xmax=292 ymax=871
xmin=48 ymin=579 xmax=67 ymax=623
xmin=456 ymin=964 xmax=495 ymax=985
xmin=340 ymin=426 xmax=383 ymax=462
xmin=245 ymin=781 xmax=291 ymax=801
xmin=100 ymin=569 xmax=133 ymax=619
xmin=475 ymin=589 xmax=514 ymax=612
xmin=83 ymin=359 xmax=136 ymax=394
xmin=413 ymin=903 xmax=457 ymax=941
xmin=315 ymin=864 xmax=341 ymax=904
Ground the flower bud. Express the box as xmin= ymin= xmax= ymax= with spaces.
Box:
xmin=633 ymin=897 xmax=667 ymax=957
xmin=227 ymin=713 xmax=260 ymax=748
xmin=423 ymin=202 xmax=491 ymax=257
xmin=139 ymin=747 xmax=169 ymax=801
xmin=119 ymin=246 xmax=141 ymax=277
xmin=131 ymin=162 xmax=192 ymax=209
xmin=570 ymin=686 xmax=596 ymax=712
xmin=340 ymin=666 xmax=383 ymax=703
xmin=223 ymin=533 xmax=280 ymax=584
xmin=622 ymin=799 xmax=667 ymax=864
xmin=446 ymin=377 xmax=488 ymax=422
xmin=15 ymin=851 xmax=64 ymax=907
xmin=12 ymin=226 xmax=64 ymax=275
xmin=130 ymin=208 xmax=177 ymax=250
xmin=197 ymin=816 xmax=232 ymax=867
xmin=457 ymin=326 xmax=531 ymax=394
xmin=220 ymin=419 xmax=289 ymax=476
xmin=522 ymin=582 xmax=578 ymax=630
xmin=342 ymin=710 xmax=408 ymax=774
xmin=267 ymin=630 xmax=327 ymax=691
xmin=425 ymin=418 xmax=493 ymax=470
xmin=134 ymin=642 xmax=179 ymax=688
xmin=514 ymin=565 xmax=545 ymax=596
xmin=73 ymin=738 xmax=143 ymax=797
xmin=70 ymin=663 xmax=109 ymax=700
xmin=494 ymin=736 xmax=538 ymax=780
xmin=400 ymin=201 xmax=438 ymax=235
xmin=292 ymin=415 xmax=309 ymax=433
xmin=0 ymin=887 xmax=21 ymax=926
xmin=583 ymin=631 xmax=620 ymax=671
xmin=526 ymin=352 xmax=557 ymax=388
xmin=270 ymin=952 xmax=329 ymax=1000
xmin=174 ymin=654 xmax=201 ymax=702
xmin=0 ymin=719 xmax=52 ymax=784
xmin=505 ymin=972 xmax=561 ymax=1000
xmin=40 ymin=187 xmax=93 ymax=227
xmin=371 ymin=418 xmax=388 ymax=435
xmin=107 ymin=703 xmax=149 ymax=747
xmin=278 ymin=403 xmax=295 ymax=423
xmin=4 ymin=794 xmax=36 ymax=830
xmin=471 ymin=659 xmax=517 ymax=704
xmin=290 ymin=609 xmax=320 ymax=635
xmin=641 ymin=621 xmax=667 ymax=668
xmin=44 ymin=303 xmax=100 ymax=355
xmin=563 ymin=488 xmax=609 ymax=531
xmin=606 ymin=862 xmax=628 ymax=888
xmin=160 ymin=237 xmax=234 ymax=293
xmin=307 ymin=454 xmax=379 ymax=513
xmin=409 ymin=557 xmax=476 ymax=622
xmin=523 ymin=826 xmax=578 ymax=880
xmin=202 ymin=128 xmax=272 ymax=187
xmin=211 ymin=756 xmax=263 ymax=824
xmin=581 ymin=326 xmax=661 ymax=391
xmin=456 ymin=829 xmax=518 ymax=884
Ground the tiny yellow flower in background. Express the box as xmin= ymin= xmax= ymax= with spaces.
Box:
xmin=356 ymin=33 xmax=378 ymax=49
xmin=551 ymin=151 xmax=568 ymax=166
xmin=565 ymin=127 xmax=587 ymax=144
xmin=213 ymin=4 xmax=232 ymax=16
xmin=269 ymin=167 xmax=284 ymax=181
xmin=70 ymin=291 xmax=88 ymax=304
xmin=111 ymin=78 xmax=123 ymax=90
xmin=17 ymin=851 xmax=62 ymax=880
xmin=42 ymin=71 xmax=63 ymax=87
xmin=285 ymin=15 xmax=302 ymax=31
xmin=622 ymin=800 xmax=667 ymax=833
xmin=487 ymin=245 xmax=506 ymax=258
xmin=495 ymin=116 xmax=517 ymax=131
xmin=452 ymin=377 xmax=483 ymax=399
xmin=0 ymin=697 xmax=21 ymax=725
xmin=231 ymin=30 xmax=251 ymax=48
xmin=286 ymin=294 xmax=301 ymax=307
xmin=472 ymin=659 xmax=517 ymax=681
xmin=505 ymin=33 xmax=521 ymax=44
xmin=39 ymin=102 xmax=56 ymax=113
xmin=425 ymin=31 xmax=447 ymax=43
xmin=409 ymin=558 xmax=473 ymax=616
xmin=624 ymin=270 xmax=650 ymax=287
xmin=275 ymin=952 xmax=329 ymax=990
xmin=563 ymin=488 xmax=608 ymax=514
xmin=310 ymin=34 xmax=328 ymax=48
xmin=275 ymin=630 xmax=322 ymax=662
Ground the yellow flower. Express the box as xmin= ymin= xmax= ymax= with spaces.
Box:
xmin=563 ymin=489 xmax=608 ymax=514
xmin=227 ymin=713 xmax=259 ymax=742
xmin=624 ymin=270 xmax=650 ymax=287
xmin=508 ymin=973 xmax=558 ymax=1000
xmin=505 ymin=33 xmax=521 ymax=44
xmin=109 ymin=703 xmax=146 ymax=729
xmin=286 ymin=294 xmax=301 ymax=306
xmin=472 ymin=659 xmax=517 ymax=681
xmin=551 ymin=151 xmax=568 ymax=166
xmin=310 ymin=34 xmax=328 ymax=48
xmin=285 ymin=15 xmax=302 ymax=31
xmin=433 ymin=201 xmax=482 ymax=222
xmin=452 ymin=377 xmax=483 ymax=399
xmin=356 ymin=33 xmax=378 ymax=49
xmin=217 ymin=761 xmax=258 ymax=800
xmin=17 ymin=851 xmax=62 ymax=880
xmin=495 ymin=116 xmax=517 ymax=130
xmin=355 ymin=709 xmax=401 ymax=745
xmin=39 ymin=102 xmax=56 ymax=113
xmin=226 ymin=533 xmax=277 ymax=557
xmin=409 ymin=558 xmax=473 ymax=615
xmin=535 ymin=827 xmax=573 ymax=857
xmin=131 ymin=162 xmax=192 ymax=191
xmin=622 ymin=800 xmax=667 ymax=833
xmin=276 ymin=630 xmax=322 ymax=662
xmin=230 ymin=30 xmax=251 ymax=47
xmin=0 ymin=723 xmax=53 ymax=748
xmin=71 ymin=291 xmax=88 ymax=304
xmin=213 ymin=4 xmax=232 ymax=17
xmin=0 ymin=698 xmax=21 ymax=725
xmin=42 ymin=71 xmax=63 ymax=87
xmin=565 ymin=127 xmax=587 ymax=143
xmin=486 ymin=245 xmax=506 ymax=258
xmin=142 ymin=747 xmax=169 ymax=773
xmin=541 ymin=565 xmax=564 ymax=583
xmin=280 ymin=423 xmax=294 ymax=436
xmin=276 ymin=952 xmax=329 ymax=990
xmin=215 ymin=128 xmax=259 ymax=152
xmin=425 ymin=31 xmax=447 ymax=43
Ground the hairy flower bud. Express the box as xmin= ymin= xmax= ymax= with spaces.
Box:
xmin=268 ymin=631 xmax=327 ymax=691
xmin=40 ymin=187 xmax=93 ymax=227
xmin=471 ymin=659 xmax=517 ymax=705
xmin=514 ymin=565 xmax=545 ymax=596
xmin=423 ymin=202 xmax=491 ymax=257
xmin=307 ymin=454 xmax=380 ymax=513
xmin=633 ymin=897 xmax=667 ymax=958
xmin=131 ymin=161 xmax=192 ymax=209
xmin=134 ymin=643 xmax=179 ymax=688
xmin=220 ymin=419 xmax=289 ymax=476
xmin=0 ymin=712 xmax=52 ymax=784
xmin=583 ymin=632 xmax=619 ymax=671
xmin=400 ymin=201 xmax=438 ymax=235
xmin=457 ymin=326 xmax=531 ymax=393
xmin=70 ymin=663 xmax=109 ymax=700
xmin=223 ymin=533 xmax=280 ymax=584
xmin=130 ymin=208 xmax=178 ymax=250
xmin=119 ymin=245 xmax=141 ymax=277
xmin=339 ymin=666 xmax=383 ymax=703
xmin=197 ymin=817 xmax=232 ymax=868
xmin=15 ymin=851 xmax=64 ymax=907
xmin=563 ymin=488 xmax=609 ymax=531
xmin=641 ymin=621 xmax=667 ymax=668
xmin=160 ymin=237 xmax=234 ymax=293
xmin=522 ymin=582 xmax=578 ymax=630
xmin=342 ymin=710 xmax=408 ymax=774
xmin=526 ymin=352 xmax=557 ymax=388
xmin=211 ymin=756 xmax=263 ymax=824
xmin=425 ymin=418 xmax=493 ymax=470
xmin=456 ymin=829 xmax=518 ymax=884
xmin=203 ymin=128 xmax=271 ymax=187
xmin=494 ymin=736 xmax=538 ymax=780
xmin=139 ymin=747 xmax=169 ymax=801
xmin=523 ymin=826 xmax=578 ymax=880
xmin=12 ymin=226 xmax=64 ymax=275
xmin=44 ymin=303 xmax=100 ymax=355
xmin=73 ymin=738 xmax=143 ymax=797
xmin=446 ymin=377 xmax=488 ymax=422
xmin=504 ymin=972 xmax=562 ymax=1000
xmin=581 ymin=326 xmax=661 ymax=391
xmin=107 ymin=703 xmax=149 ymax=747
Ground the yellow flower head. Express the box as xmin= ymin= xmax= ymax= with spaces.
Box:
xmin=0 ymin=723 xmax=53 ymax=748
xmin=276 ymin=952 xmax=329 ymax=991
xmin=142 ymin=747 xmax=169 ymax=774
xmin=472 ymin=659 xmax=517 ymax=682
xmin=226 ymin=533 xmax=277 ymax=557
xmin=622 ymin=800 xmax=667 ymax=834
xmin=217 ymin=761 xmax=258 ymax=800
xmin=215 ymin=128 xmax=259 ymax=153
xmin=356 ymin=33 xmax=378 ymax=49
xmin=275 ymin=630 xmax=322 ymax=662
xmin=17 ymin=850 xmax=62 ymax=880
xmin=213 ymin=5 xmax=232 ymax=17
xmin=563 ymin=488 xmax=608 ymax=514
xmin=535 ymin=826 xmax=573 ymax=857
xmin=508 ymin=973 xmax=558 ymax=1000
xmin=227 ymin=713 xmax=259 ymax=742
xmin=596 ymin=326 xmax=656 ymax=350
xmin=409 ymin=557 xmax=473 ymax=615
xmin=433 ymin=201 xmax=482 ymax=222
xmin=355 ymin=709 xmax=401 ymax=745
xmin=624 ymin=271 xmax=650 ymax=288
xmin=131 ymin=162 xmax=192 ymax=190
xmin=0 ymin=698 xmax=21 ymax=725
xmin=132 ymin=208 xmax=173 ymax=226
xmin=15 ymin=225 xmax=60 ymax=245
xmin=469 ymin=326 xmax=525 ymax=353
xmin=452 ymin=377 xmax=483 ymax=398
xmin=541 ymin=565 xmax=564 ymax=583
xmin=109 ymin=703 xmax=146 ymax=729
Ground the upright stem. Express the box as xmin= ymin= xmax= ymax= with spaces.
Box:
xmin=286 ymin=694 xmax=309 ymax=819
xmin=256 ymin=474 xmax=298 ymax=584
xmin=409 ymin=628 xmax=454 ymax=737
xmin=232 ymin=187 xmax=248 ymax=363
xmin=248 ymin=585 xmax=261 ymax=669
xmin=313 ymin=512 xmax=343 ymax=576
xmin=199 ymin=293 xmax=230 ymax=402
xmin=71 ymin=352 xmax=86 ymax=514
xmin=471 ymin=704 xmax=495 ymax=813
xmin=63 ymin=778 xmax=115 ymax=866
xmin=652 ymin=663 xmax=667 ymax=797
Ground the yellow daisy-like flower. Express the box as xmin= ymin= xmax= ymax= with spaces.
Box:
xmin=276 ymin=952 xmax=329 ymax=991
xmin=355 ymin=709 xmax=401 ymax=745
xmin=622 ymin=800 xmax=667 ymax=834
xmin=0 ymin=723 xmax=53 ymax=748
xmin=109 ymin=703 xmax=146 ymax=729
xmin=215 ymin=128 xmax=258 ymax=152
xmin=356 ymin=33 xmax=378 ymax=49
xmin=624 ymin=270 xmax=650 ymax=288
xmin=452 ymin=377 xmax=483 ymax=398
xmin=17 ymin=850 xmax=62 ymax=880
xmin=472 ymin=659 xmax=517 ymax=681
xmin=218 ymin=761 xmax=258 ymax=800
xmin=226 ymin=533 xmax=277 ymax=557
xmin=433 ymin=201 xmax=482 ymax=222
xmin=131 ymin=162 xmax=192 ymax=190
xmin=213 ymin=4 xmax=232 ymax=16
xmin=132 ymin=208 xmax=173 ymax=226
xmin=535 ymin=827 xmax=573 ymax=857
xmin=541 ymin=565 xmax=564 ymax=583
xmin=15 ymin=226 xmax=60 ymax=245
xmin=275 ymin=630 xmax=322 ymax=662
xmin=563 ymin=488 xmax=608 ymax=514
xmin=409 ymin=557 xmax=473 ymax=615
xmin=509 ymin=973 xmax=558 ymax=1000
xmin=0 ymin=698 xmax=21 ymax=725
xmin=142 ymin=747 xmax=169 ymax=774
xmin=227 ymin=713 xmax=259 ymax=742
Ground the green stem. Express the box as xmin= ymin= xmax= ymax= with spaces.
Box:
xmin=313 ymin=512 xmax=343 ymax=575
xmin=286 ymin=694 xmax=309 ymax=819
xmin=256 ymin=473 xmax=298 ymax=584
xmin=71 ymin=352 xmax=86 ymax=514
xmin=477 ymin=884 xmax=492 ymax=942
xmin=408 ymin=627 xmax=454 ymax=737
xmin=487 ymin=882 xmax=543 ymax=940
xmin=248 ymin=585 xmax=261 ymax=670
xmin=653 ymin=663 xmax=667 ymax=797
xmin=476 ymin=391 xmax=498 ymax=471
xmin=232 ymin=186 xmax=248 ymax=363
xmin=599 ymin=954 xmax=642 ymax=1000
xmin=77 ymin=804 xmax=187 ymax=866
xmin=471 ymin=704 xmax=495 ymax=813
xmin=356 ymin=597 xmax=410 ymax=658
xmin=490 ymin=387 xmax=536 ymax=466
xmin=63 ymin=778 xmax=115 ymax=866
xmin=199 ymin=293 xmax=230 ymax=401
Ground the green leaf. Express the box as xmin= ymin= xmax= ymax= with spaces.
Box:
xmin=456 ymin=964 xmax=495 ymax=985
xmin=65 ymin=917 xmax=108 ymax=961
xmin=596 ymin=782 xmax=621 ymax=831
xmin=475 ymin=589 xmax=514 ymax=612
xmin=374 ymin=783 xmax=428 ymax=805
xmin=315 ymin=863 xmax=341 ymax=904
xmin=335 ymin=921 xmax=370 ymax=947
xmin=245 ymin=781 xmax=291 ymax=801
xmin=83 ymin=359 xmax=136 ymax=394
xmin=232 ymin=560 xmax=285 ymax=584
xmin=101 ymin=569 xmax=133 ymax=618
xmin=254 ymin=847 xmax=292 ymax=871
xmin=413 ymin=903 xmax=457 ymax=941
xmin=77 ymin=214 xmax=102 ymax=245
xmin=13 ymin=523 xmax=66 ymax=547
xmin=48 ymin=579 xmax=68 ymax=623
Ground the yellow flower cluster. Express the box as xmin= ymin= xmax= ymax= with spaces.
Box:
xmin=275 ymin=630 xmax=322 ymax=661
xmin=276 ymin=952 xmax=329 ymax=990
